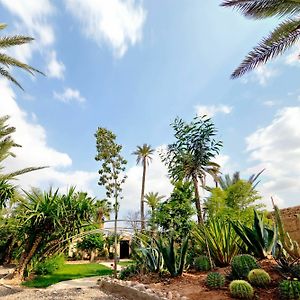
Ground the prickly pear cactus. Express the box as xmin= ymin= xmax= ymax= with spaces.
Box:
xmin=248 ymin=269 xmax=271 ymax=287
xmin=279 ymin=279 xmax=300 ymax=300
xmin=205 ymin=272 xmax=225 ymax=289
xmin=229 ymin=280 xmax=254 ymax=299
xmin=194 ymin=255 xmax=211 ymax=271
xmin=231 ymin=254 xmax=259 ymax=279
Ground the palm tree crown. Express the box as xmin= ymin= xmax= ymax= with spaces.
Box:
xmin=145 ymin=192 xmax=165 ymax=212
xmin=132 ymin=144 xmax=155 ymax=165
xmin=221 ymin=0 xmax=300 ymax=78
xmin=0 ymin=23 xmax=43 ymax=90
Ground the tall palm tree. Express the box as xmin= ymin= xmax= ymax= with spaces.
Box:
xmin=132 ymin=144 xmax=154 ymax=230
xmin=221 ymin=0 xmax=300 ymax=78
xmin=0 ymin=23 xmax=43 ymax=90
xmin=145 ymin=192 xmax=165 ymax=212
xmin=94 ymin=198 xmax=111 ymax=228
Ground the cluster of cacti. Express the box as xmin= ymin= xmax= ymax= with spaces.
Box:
xmin=229 ymin=280 xmax=254 ymax=299
xmin=231 ymin=254 xmax=259 ymax=279
xmin=194 ymin=255 xmax=211 ymax=271
xmin=279 ymin=279 xmax=300 ymax=300
xmin=205 ymin=272 xmax=225 ymax=289
xmin=247 ymin=269 xmax=271 ymax=287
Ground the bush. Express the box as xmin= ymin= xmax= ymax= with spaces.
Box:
xmin=35 ymin=255 xmax=65 ymax=275
xmin=279 ymin=279 xmax=300 ymax=300
xmin=194 ymin=255 xmax=211 ymax=271
xmin=119 ymin=264 xmax=140 ymax=280
xmin=231 ymin=254 xmax=259 ymax=279
xmin=206 ymin=272 xmax=225 ymax=289
xmin=229 ymin=280 xmax=254 ymax=299
xmin=248 ymin=269 xmax=271 ymax=287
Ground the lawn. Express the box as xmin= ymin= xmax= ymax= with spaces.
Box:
xmin=23 ymin=263 xmax=112 ymax=288
xmin=118 ymin=260 xmax=134 ymax=267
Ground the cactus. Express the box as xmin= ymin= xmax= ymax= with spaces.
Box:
xmin=248 ymin=269 xmax=271 ymax=287
xmin=229 ymin=280 xmax=254 ymax=299
xmin=231 ymin=254 xmax=259 ymax=279
xmin=206 ymin=272 xmax=225 ymax=289
xmin=279 ymin=279 xmax=300 ymax=300
xmin=194 ymin=255 xmax=211 ymax=271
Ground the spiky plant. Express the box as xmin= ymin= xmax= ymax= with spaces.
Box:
xmin=221 ymin=1 xmax=300 ymax=78
xmin=279 ymin=279 xmax=300 ymax=300
xmin=194 ymin=255 xmax=212 ymax=271
xmin=248 ymin=269 xmax=271 ymax=287
xmin=231 ymin=254 xmax=259 ymax=279
xmin=206 ymin=272 xmax=225 ymax=289
xmin=229 ymin=280 xmax=254 ymax=299
xmin=0 ymin=23 xmax=42 ymax=90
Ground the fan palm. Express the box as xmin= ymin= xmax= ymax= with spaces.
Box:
xmin=132 ymin=144 xmax=155 ymax=230
xmin=0 ymin=23 xmax=43 ymax=90
xmin=221 ymin=0 xmax=300 ymax=78
xmin=94 ymin=198 xmax=111 ymax=228
xmin=145 ymin=192 xmax=165 ymax=212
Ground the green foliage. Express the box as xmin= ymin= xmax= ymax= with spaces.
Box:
xmin=193 ymin=218 xmax=241 ymax=267
xmin=35 ymin=255 xmax=65 ymax=275
xmin=119 ymin=264 xmax=140 ymax=280
xmin=77 ymin=233 xmax=104 ymax=252
xmin=194 ymin=255 xmax=211 ymax=271
xmin=153 ymin=181 xmax=195 ymax=238
xmin=206 ymin=272 xmax=225 ymax=289
xmin=279 ymin=279 xmax=300 ymax=300
xmin=232 ymin=210 xmax=276 ymax=259
xmin=139 ymin=247 xmax=163 ymax=273
xmin=229 ymin=280 xmax=254 ymax=299
xmin=248 ymin=269 xmax=271 ymax=287
xmin=231 ymin=255 xmax=259 ymax=279
xmin=292 ymin=265 xmax=300 ymax=279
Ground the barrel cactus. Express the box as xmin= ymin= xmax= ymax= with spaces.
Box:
xmin=248 ymin=269 xmax=271 ymax=287
xmin=194 ymin=255 xmax=211 ymax=271
xmin=229 ymin=280 xmax=254 ymax=299
xmin=279 ymin=279 xmax=300 ymax=300
xmin=231 ymin=254 xmax=259 ymax=279
xmin=206 ymin=272 xmax=225 ymax=289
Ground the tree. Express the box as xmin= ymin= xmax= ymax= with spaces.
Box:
xmin=145 ymin=192 xmax=165 ymax=213
xmin=94 ymin=199 xmax=111 ymax=228
xmin=221 ymin=0 xmax=300 ymax=78
xmin=0 ymin=23 xmax=42 ymax=90
xmin=95 ymin=127 xmax=127 ymax=277
xmin=132 ymin=144 xmax=154 ymax=230
xmin=161 ymin=116 xmax=222 ymax=224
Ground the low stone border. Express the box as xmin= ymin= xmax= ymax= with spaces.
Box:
xmin=98 ymin=277 xmax=188 ymax=300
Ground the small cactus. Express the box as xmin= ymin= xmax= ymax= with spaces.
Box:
xmin=248 ymin=269 xmax=271 ymax=287
xmin=206 ymin=272 xmax=225 ymax=289
xmin=231 ymin=254 xmax=259 ymax=279
xmin=229 ymin=280 xmax=254 ymax=299
xmin=194 ymin=255 xmax=211 ymax=271
xmin=279 ymin=279 xmax=300 ymax=300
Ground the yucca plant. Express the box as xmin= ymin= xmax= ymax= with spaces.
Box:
xmin=193 ymin=218 xmax=241 ymax=267
xmin=231 ymin=210 xmax=277 ymax=259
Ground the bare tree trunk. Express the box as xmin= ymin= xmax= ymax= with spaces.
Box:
xmin=192 ymin=174 xmax=203 ymax=224
xmin=140 ymin=159 xmax=146 ymax=230
xmin=113 ymin=195 xmax=118 ymax=278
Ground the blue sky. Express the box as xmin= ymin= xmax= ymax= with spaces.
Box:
xmin=1 ymin=0 xmax=300 ymax=216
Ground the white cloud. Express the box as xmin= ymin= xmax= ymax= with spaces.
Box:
xmin=64 ymin=0 xmax=146 ymax=57
xmin=285 ymin=43 xmax=300 ymax=66
xmin=0 ymin=79 xmax=96 ymax=195
xmin=246 ymin=107 xmax=300 ymax=208
xmin=47 ymin=51 xmax=66 ymax=79
xmin=263 ymin=100 xmax=277 ymax=107
xmin=253 ymin=65 xmax=278 ymax=86
xmin=195 ymin=104 xmax=233 ymax=118
xmin=54 ymin=88 xmax=86 ymax=104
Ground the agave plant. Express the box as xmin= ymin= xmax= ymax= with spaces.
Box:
xmin=139 ymin=246 xmax=163 ymax=273
xmin=231 ymin=210 xmax=276 ymax=259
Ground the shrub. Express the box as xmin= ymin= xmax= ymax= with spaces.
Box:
xmin=231 ymin=254 xmax=259 ymax=279
xmin=119 ymin=264 xmax=140 ymax=280
xmin=248 ymin=269 xmax=271 ymax=287
xmin=35 ymin=254 xmax=65 ymax=275
xmin=206 ymin=272 xmax=225 ymax=289
xmin=279 ymin=279 xmax=300 ymax=300
xmin=229 ymin=280 xmax=254 ymax=299
xmin=194 ymin=255 xmax=211 ymax=271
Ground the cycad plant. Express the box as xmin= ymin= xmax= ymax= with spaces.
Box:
xmin=0 ymin=23 xmax=42 ymax=89
xmin=221 ymin=0 xmax=300 ymax=78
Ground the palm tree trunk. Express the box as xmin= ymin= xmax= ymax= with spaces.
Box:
xmin=192 ymin=174 xmax=204 ymax=224
xmin=140 ymin=159 xmax=146 ymax=230
xmin=3 ymin=236 xmax=15 ymax=265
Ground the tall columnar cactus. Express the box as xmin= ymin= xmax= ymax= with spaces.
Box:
xmin=248 ymin=269 xmax=271 ymax=287
xmin=231 ymin=254 xmax=259 ymax=279
xmin=279 ymin=279 xmax=300 ymax=300
xmin=206 ymin=272 xmax=225 ymax=289
xmin=229 ymin=280 xmax=254 ymax=299
xmin=194 ymin=255 xmax=211 ymax=271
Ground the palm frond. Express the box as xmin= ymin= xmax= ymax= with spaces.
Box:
xmin=0 ymin=66 xmax=23 ymax=90
xmin=0 ymin=23 xmax=7 ymax=31
xmin=0 ymin=36 xmax=34 ymax=48
xmin=2 ymin=166 xmax=48 ymax=180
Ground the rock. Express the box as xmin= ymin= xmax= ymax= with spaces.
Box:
xmin=167 ymin=291 xmax=173 ymax=299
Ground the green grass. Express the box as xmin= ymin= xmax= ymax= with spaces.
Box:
xmin=23 ymin=263 xmax=112 ymax=288
xmin=118 ymin=260 xmax=134 ymax=267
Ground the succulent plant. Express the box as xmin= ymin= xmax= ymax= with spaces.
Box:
xmin=231 ymin=254 xmax=259 ymax=279
xmin=194 ymin=255 xmax=211 ymax=271
xmin=279 ymin=279 xmax=300 ymax=300
xmin=248 ymin=269 xmax=271 ymax=287
xmin=229 ymin=280 xmax=254 ymax=299
xmin=206 ymin=272 xmax=225 ymax=289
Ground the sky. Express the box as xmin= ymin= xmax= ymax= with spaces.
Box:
xmin=1 ymin=0 xmax=300 ymax=218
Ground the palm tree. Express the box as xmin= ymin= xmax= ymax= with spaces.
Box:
xmin=132 ymin=144 xmax=154 ymax=230
xmin=145 ymin=192 xmax=165 ymax=212
xmin=221 ymin=1 xmax=300 ymax=78
xmin=0 ymin=23 xmax=43 ymax=90
xmin=94 ymin=199 xmax=111 ymax=228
